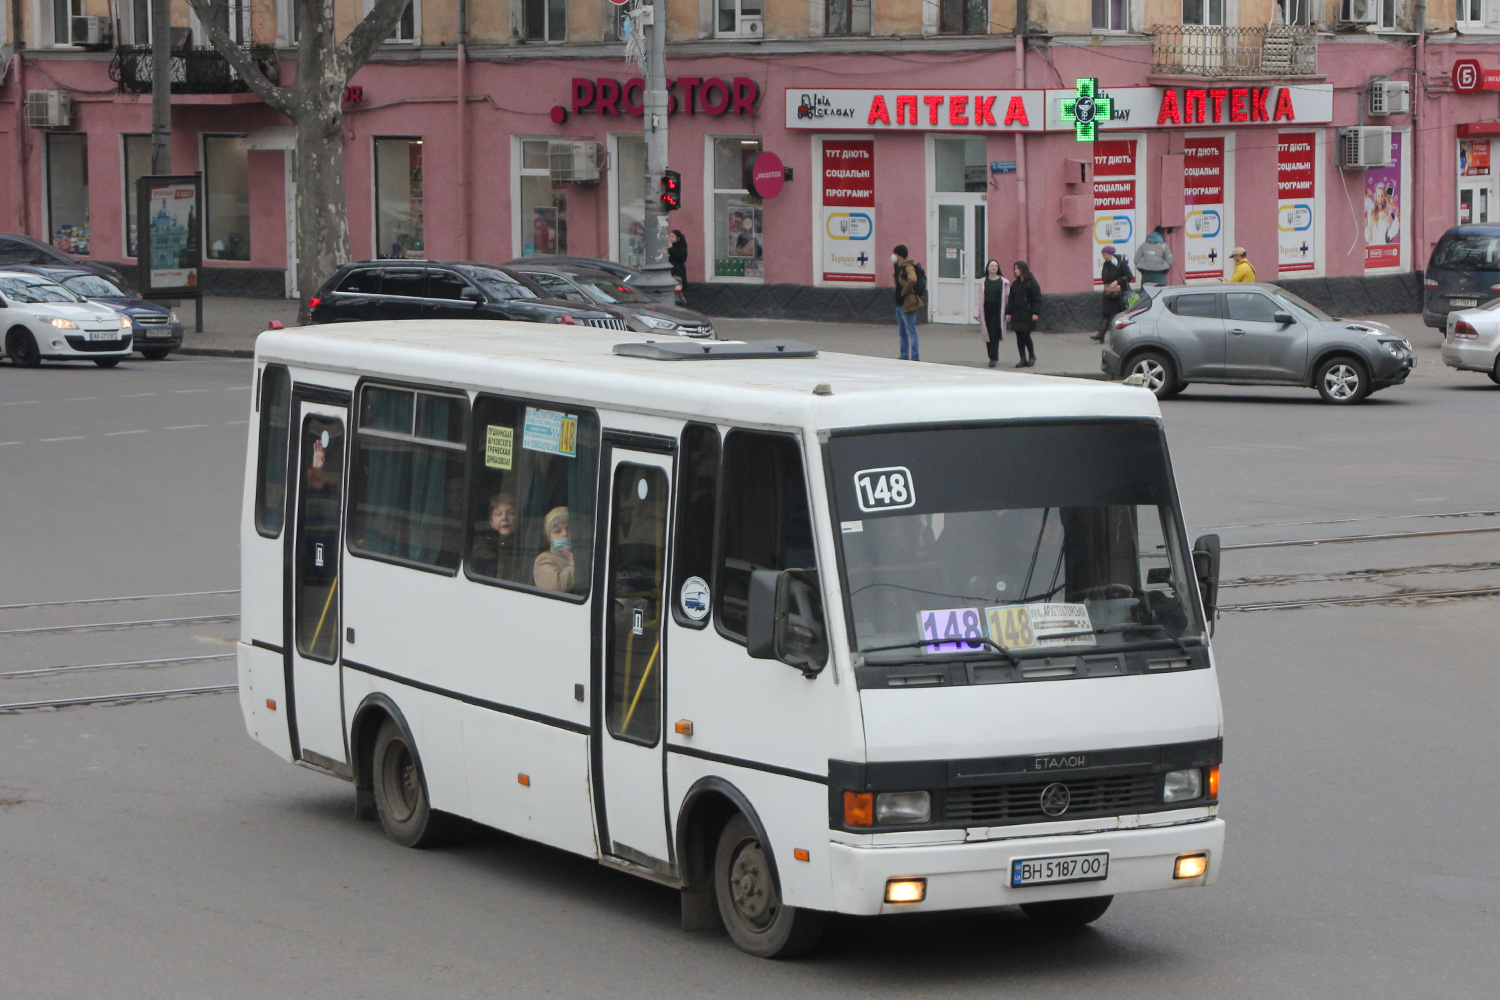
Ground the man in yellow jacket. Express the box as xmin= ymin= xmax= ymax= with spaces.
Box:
xmin=1227 ymin=246 xmax=1256 ymax=282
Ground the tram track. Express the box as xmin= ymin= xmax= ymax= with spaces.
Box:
xmin=0 ymin=684 xmax=238 ymax=714
xmin=0 ymin=614 xmax=240 ymax=638
xmin=0 ymin=653 xmax=235 ymax=680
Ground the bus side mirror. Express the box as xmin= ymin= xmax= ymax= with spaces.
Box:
xmin=1192 ymin=534 xmax=1221 ymax=635
xmin=747 ymin=568 xmax=829 ymax=676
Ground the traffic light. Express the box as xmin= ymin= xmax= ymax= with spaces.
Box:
xmin=660 ymin=169 xmax=682 ymax=211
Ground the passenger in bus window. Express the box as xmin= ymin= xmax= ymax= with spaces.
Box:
xmin=534 ymin=507 xmax=576 ymax=592
xmin=471 ymin=493 xmax=519 ymax=580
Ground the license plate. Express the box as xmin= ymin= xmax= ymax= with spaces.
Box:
xmin=1451 ymin=298 xmax=1478 ymax=308
xmin=1011 ymin=852 xmax=1109 ymax=888
xmin=144 ymin=328 xmax=172 ymax=338
xmin=88 ymin=330 xmax=118 ymax=342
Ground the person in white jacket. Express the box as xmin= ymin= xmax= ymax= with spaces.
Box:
xmin=975 ymin=260 xmax=1009 ymax=368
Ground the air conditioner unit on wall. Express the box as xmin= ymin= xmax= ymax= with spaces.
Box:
xmin=1369 ymin=80 xmax=1410 ymax=116
xmin=1339 ymin=0 xmax=1379 ymax=24
xmin=71 ymin=14 xmax=112 ymax=47
xmin=1339 ymin=126 xmax=1392 ymax=169
xmin=549 ymin=141 xmax=605 ymax=184
xmin=25 ymin=91 xmax=72 ymax=129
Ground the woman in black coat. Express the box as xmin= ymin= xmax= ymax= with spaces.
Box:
xmin=1004 ymin=261 xmax=1041 ymax=368
xmin=667 ymin=230 xmax=688 ymax=304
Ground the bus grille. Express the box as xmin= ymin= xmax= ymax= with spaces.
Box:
xmin=584 ymin=318 xmax=631 ymax=331
xmin=943 ymin=774 xmax=1159 ymax=826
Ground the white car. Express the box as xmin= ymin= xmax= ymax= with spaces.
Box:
xmin=1442 ymin=298 xmax=1500 ymax=384
xmin=0 ymin=270 xmax=132 ymax=368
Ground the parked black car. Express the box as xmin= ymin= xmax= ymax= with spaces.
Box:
xmin=508 ymin=264 xmax=715 ymax=337
xmin=0 ymin=232 xmax=135 ymax=293
xmin=1423 ymin=225 xmax=1500 ymax=329
xmin=308 ymin=261 xmax=634 ymax=329
xmin=6 ymin=265 xmax=183 ymax=359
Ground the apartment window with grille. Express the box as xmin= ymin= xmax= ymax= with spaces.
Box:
xmin=827 ymin=0 xmax=872 ymax=35
xmin=1093 ymin=0 xmax=1128 ymax=31
xmin=717 ymin=0 xmax=763 ymax=37
xmin=525 ymin=0 xmax=567 ymax=40
xmin=1183 ymin=0 xmax=1224 ymax=24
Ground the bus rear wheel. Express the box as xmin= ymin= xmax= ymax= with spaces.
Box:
xmin=371 ymin=718 xmax=454 ymax=848
xmin=713 ymin=813 xmax=825 ymax=958
xmin=1020 ymin=895 xmax=1113 ymax=929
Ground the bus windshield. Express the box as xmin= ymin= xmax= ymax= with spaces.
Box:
xmin=827 ymin=421 xmax=1203 ymax=661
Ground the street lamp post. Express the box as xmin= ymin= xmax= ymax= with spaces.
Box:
xmin=636 ymin=0 xmax=676 ymax=304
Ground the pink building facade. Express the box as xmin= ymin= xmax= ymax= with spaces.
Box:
xmin=3 ymin=33 xmax=1499 ymax=324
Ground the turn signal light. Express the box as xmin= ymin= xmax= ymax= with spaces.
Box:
xmin=517 ymin=774 xmax=530 ymax=786
xmin=1207 ymin=764 xmax=1220 ymax=799
xmin=265 ymin=699 xmax=276 ymax=711
xmin=843 ymin=791 xmax=874 ymax=827
xmin=1174 ymin=853 xmax=1209 ymax=880
xmin=674 ymin=720 xmax=694 ymax=736
xmin=884 ymin=878 xmax=927 ymax=904
xmin=793 ymin=848 xmax=810 ymax=862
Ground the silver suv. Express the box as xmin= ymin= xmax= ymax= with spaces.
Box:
xmin=1101 ymin=283 xmax=1414 ymax=404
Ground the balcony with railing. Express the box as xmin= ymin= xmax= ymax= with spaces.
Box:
xmin=110 ymin=44 xmax=280 ymax=96
xmin=1151 ymin=25 xmax=1318 ymax=79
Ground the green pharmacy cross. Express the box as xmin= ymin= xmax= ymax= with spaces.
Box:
xmin=1060 ymin=78 xmax=1113 ymax=142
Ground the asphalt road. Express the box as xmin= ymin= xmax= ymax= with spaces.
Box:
xmin=1 ymin=348 xmax=1496 ymax=998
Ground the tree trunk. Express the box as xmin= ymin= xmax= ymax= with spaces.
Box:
xmin=294 ymin=99 xmax=348 ymax=325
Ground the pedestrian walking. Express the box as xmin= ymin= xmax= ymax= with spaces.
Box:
xmin=1093 ymin=246 xmax=1133 ymax=342
xmin=1134 ymin=226 xmax=1173 ymax=285
xmin=1227 ymin=246 xmax=1256 ymax=282
xmin=667 ymin=229 xmax=689 ymax=304
xmin=1005 ymin=261 xmax=1040 ymax=368
xmin=978 ymin=259 xmax=1007 ymax=368
xmin=892 ymin=244 xmax=924 ymax=361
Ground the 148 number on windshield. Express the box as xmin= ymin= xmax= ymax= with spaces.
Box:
xmin=854 ymin=466 xmax=916 ymax=512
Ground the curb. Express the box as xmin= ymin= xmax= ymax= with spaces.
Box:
xmin=177 ymin=347 xmax=255 ymax=359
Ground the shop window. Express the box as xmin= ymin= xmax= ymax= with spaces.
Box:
xmin=717 ymin=0 xmax=763 ymax=37
xmin=934 ymin=137 xmax=987 ymax=194
xmin=122 ymin=134 xmax=152 ymax=257
xmin=365 ymin=0 xmax=418 ymax=42
xmin=711 ymin=137 xmax=763 ymax=280
xmin=466 ymin=394 xmax=601 ymax=600
xmin=1182 ymin=0 xmax=1224 ymax=24
xmin=615 ymin=136 xmax=647 ymax=268
xmin=46 ymin=133 xmax=89 ymax=256
xmin=1092 ymin=0 xmax=1128 ymax=31
xmin=202 ymin=135 xmax=251 ymax=261
xmin=524 ymin=0 xmax=566 ymax=40
xmin=519 ymin=139 xmax=567 ymax=256
xmin=715 ymin=431 xmax=815 ymax=641
xmin=51 ymin=0 xmax=82 ymax=45
xmin=939 ymin=0 xmax=987 ymax=34
xmin=374 ymin=137 xmax=424 ymax=259
xmin=826 ymin=0 xmax=872 ymax=35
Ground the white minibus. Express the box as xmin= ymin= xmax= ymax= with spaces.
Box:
xmin=238 ymin=322 xmax=1225 ymax=958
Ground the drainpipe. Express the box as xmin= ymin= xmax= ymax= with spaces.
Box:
xmin=1413 ymin=0 xmax=1425 ymax=285
xmin=11 ymin=47 xmax=27 ymax=234
xmin=456 ymin=0 xmax=470 ymax=259
xmin=1013 ymin=1 xmax=1029 ymax=263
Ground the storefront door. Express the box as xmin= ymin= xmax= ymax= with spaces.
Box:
xmin=1458 ymin=180 xmax=1493 ymax=226
xmin=928 ymin=136 xmax=988 ymax=325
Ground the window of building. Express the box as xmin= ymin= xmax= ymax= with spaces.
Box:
xmin=122 ymin=134 xmax=152 ymax=257
xmin=1458 ymin=0 xmax=1489 ymax=25
xmin=524 ymin=0 xmax=566 ymax=40
xmin=673 ymin=424 xmax=720 ymax=629
xmin=604 ymin=0 xmax=626 ymax=40
xmin=717 ymin=0 xmax=763 ymax=37
xmin=466 ymin=394 xmax=600 ymax=600
xmin=52 ymin=0 xmax=83 ymax=45
xmin=1182 ymin=0 xmax=1224 ymax=24
xmin=129 ymin=0 xmax=150 ymax=43
xmin=1276 ymin=0 xmax=1311 ymax=23
xmin=716 ymin=431 xmax=815 ymax=640
xmin=614 ymin=135 xmax=646 ymax=268
xmin=364 ymin=0 xmax=418 ymax=42
xmin=711 ymin=137 xmax=763 ymax=280
xmin=203 ymin=134 xmax=250 ymax=261
xmin=374 ymin=137 xmax=424 ymax=259
xmin=826 ymin=0 xmax=872 ymax=35
xmin=46 ymin=133 xmax=89 ymax=255
xmin=1339 ymin=0 xmax=1397 ymax=28
xmin=1093 ymin=0 xmax=1128 ymax=30
xmin=518 ymin=139 xmax=568 ymax=256
xmin=348 ymin=384 xmax=468 ymax=573
xmin=939 ymin=0 xmax=987 ymax=34
xmin=254 ymin=366 xmax=292 ymax=538
xmin=278 ymin=0 xmax=301 ymax=43
xmin=934 ymin=136 xmax=987 ymax=193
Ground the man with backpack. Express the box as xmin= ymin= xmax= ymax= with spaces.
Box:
xmin=892 ymin=244 xmax=925 ymax=361
xmin=1092 ymin=245 xmax=1133 ymax=343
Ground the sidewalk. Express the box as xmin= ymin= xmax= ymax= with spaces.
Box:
xmin=175 ymin=297 xmax=1444 ymax=382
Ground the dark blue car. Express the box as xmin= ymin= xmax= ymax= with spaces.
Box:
xmin=1422 ymin=225 xmax=1500 ymax=330
xmin=9 ymin=265 xmax=183 ymax=359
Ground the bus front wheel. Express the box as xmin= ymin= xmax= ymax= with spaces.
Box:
xmin=713 ymin=813 xmax=825 ymax=958
xmin=371 ymin=718 xmax=455 ymax=848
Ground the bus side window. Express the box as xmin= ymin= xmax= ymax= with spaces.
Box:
xmin=671 ymin=423 xmax=719 ymax=629
xmin=466 ymin=394 xmax=601 ymax=599
xmin=253 ymin=365 xmax=292 ymax=538
xmin=715 ymin=431 xmax=816 ymax=641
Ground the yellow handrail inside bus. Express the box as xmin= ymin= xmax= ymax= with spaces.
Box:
xmin=310 ymin=575 xmax=339 ymax=656
xmin=620 ymin=639 xmax=659 ymax=733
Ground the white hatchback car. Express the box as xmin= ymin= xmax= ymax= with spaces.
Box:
xmin=1 ymin=270 xmax=132 ymax=367
xmin=1442 ymin=298 xmax=1500 ymax=384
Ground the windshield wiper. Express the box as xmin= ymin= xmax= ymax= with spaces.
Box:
xmin=1043 ymin=623 xmax=1192 ymax=655
xmin=859 ymin=635 xmax=1019 ymax=668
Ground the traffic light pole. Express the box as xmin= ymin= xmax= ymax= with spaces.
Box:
xmin=637 ymin=0 xmax=676 ymax=304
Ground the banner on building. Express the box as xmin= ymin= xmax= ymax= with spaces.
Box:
xmin=1460 ymin=138 xmax=1490 ymax=176
xmin=1183 ymin=136 xmax=1227 ymax=280
xmin=1094 ymin=139 xmax=1139 ymax=282
xmin=821 ymin=139 xmax=877 ymax=283
xmin=1277 ymin=132 xmax=1318 ymax=274
xmin=1365 ymin=131 xmax=1404 ymax=270
xmin=787 ymin=90 xmax=1045 ymax=132
xmin=1046 ymin=84 xmax=1333 ymax=133
xmin=137 ymin=175 xmax=202 ymax=298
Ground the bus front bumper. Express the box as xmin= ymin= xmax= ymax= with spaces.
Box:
xmin=827 ymin=818 xmax=1224 ymax=915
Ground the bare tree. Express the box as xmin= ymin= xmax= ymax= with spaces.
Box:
xmin=187 ymin=0 xmax=412 ymax=320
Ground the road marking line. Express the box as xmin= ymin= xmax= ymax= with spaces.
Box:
xmin=172 ymin=388 xmax=212 ymax=394
xmin=223 ymin=419 xmax=248 ymax=425
xmin=104 ymin=429 xmax=150 ymax=436
xmin=164 ymin=424 xmax=209 ymax=430
xmin=59 ymin=396 xmax=98 ymax=402
xmin=0 ymin=400 xmax=41 ymax=406
xmin=119 ymin=392 xmax=156 ymax=398
xmin=39 ymin=436 xmax=85 ymax=442
xmin=0 ymin=441 xmax=19 ymax=447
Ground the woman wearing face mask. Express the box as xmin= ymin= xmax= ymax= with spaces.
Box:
xmin=977 ymin=259 xmax=1007 ymax=368
xmin=533 ymin=507 xmax=576 ymax=592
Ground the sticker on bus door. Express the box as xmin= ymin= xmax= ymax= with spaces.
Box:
xmin=853 ymin=466 xmax=915 ymax=512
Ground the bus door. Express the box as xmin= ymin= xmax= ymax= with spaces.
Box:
xmin=594 ymin=447 xmax=673 ymax=871
xmin=285 ymin=399 xmax=349 ymax=770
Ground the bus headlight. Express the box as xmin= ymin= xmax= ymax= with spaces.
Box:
xmin=875 ymin=790 xmax=931 ymax=824
xmin=1163 ymin=768 xmax=1204 ymax=803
